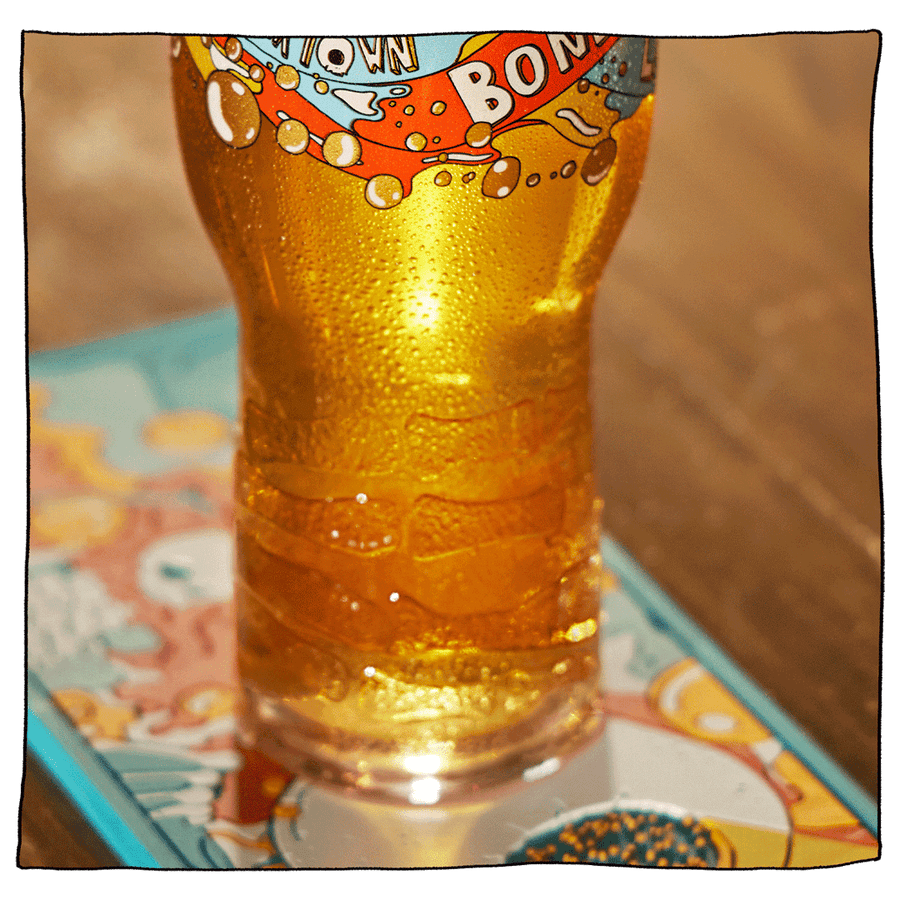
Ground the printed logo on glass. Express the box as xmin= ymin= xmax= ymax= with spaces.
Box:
xmin=179 ymin=33 xmax=657 ymax=209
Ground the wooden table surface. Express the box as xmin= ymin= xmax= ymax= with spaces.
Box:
xmin=21 ymin=33 xmax=881 ymax=867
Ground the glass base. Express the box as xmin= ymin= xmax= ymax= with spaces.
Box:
xmin=268 ymin=728 xmax=620 ymax=867
xmin=238 ymin=685 xmax=605 ymax=807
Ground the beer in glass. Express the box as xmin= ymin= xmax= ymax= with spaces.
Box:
xmin=172 ymin=32 xmax=655 ymax=803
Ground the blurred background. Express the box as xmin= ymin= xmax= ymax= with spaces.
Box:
xmin=23 ymin=33 xmax=881 ymax=861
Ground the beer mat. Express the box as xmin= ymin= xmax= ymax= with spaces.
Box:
xmin=26 ymin=309 xmax=878 ymax=869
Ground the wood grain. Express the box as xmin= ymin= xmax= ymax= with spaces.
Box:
xmin=22 ymin=32 xmax=881 ymax=866
xmin=595 ymin=34 xmax=880 ymax=795
xmin=19 ymin=753 xmax=121 ymax=868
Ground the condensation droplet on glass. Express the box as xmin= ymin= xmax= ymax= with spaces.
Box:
xmin=356 ymin=493 xmax=368 ymax=504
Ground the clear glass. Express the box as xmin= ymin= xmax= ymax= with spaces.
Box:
xmin=172 ymin=33 xmax=654 ymax=804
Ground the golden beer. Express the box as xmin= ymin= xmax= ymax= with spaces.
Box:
xmin=172 ymin=33 xmax=654 ymax=802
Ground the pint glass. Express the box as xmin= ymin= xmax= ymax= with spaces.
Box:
xmin=172 ymin=33 xmax=655 ymax=804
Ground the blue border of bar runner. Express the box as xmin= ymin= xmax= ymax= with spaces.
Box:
xmin=26 ymin=309 xmax=878 ymax=866
xmin=26 ymin=675 xmax=188 ymax=868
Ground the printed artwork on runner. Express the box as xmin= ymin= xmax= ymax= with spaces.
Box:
xmin=27 ymin=312 xmax=878 ymax=868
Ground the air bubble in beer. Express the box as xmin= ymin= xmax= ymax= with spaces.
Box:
xmin=275 ymin=64 xmax=301 ymax=91
xmin=581 ymin=137 xmax=617 ymax=186
xmin=205 ymin=70 xmax=260 ymax=148
xmin=482 ymin=156 xmax=521 ymax=199
xmin=277 ymin=119 xmax=310 ymax=155
xmin=365 ymin=174 xmax=404 ymax=209
xmin=323 ymin=132 xmax=362 ymax=168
